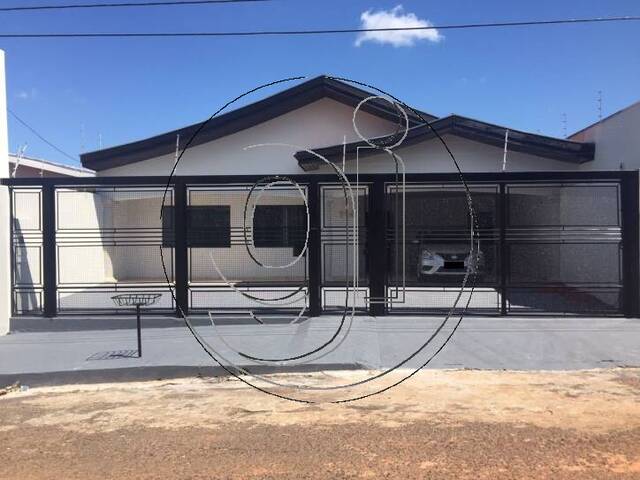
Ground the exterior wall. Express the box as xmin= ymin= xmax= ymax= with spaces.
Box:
xmin=97 ymin=99 xmax=578 ymax=177
xmin=0 ymin=51 xmax=10 ymax=333
xmin=315 ymin=134 xmax=576 ymax=174
xmin=56 ymin=191 xmax=115 ymax=285
xmin=571 ymin=101 xmax=640 ymax=171
xmin=109 ymin=197 xmax=171 ymax=282
xmin=97 ymin=98 xmax=397 ymax=177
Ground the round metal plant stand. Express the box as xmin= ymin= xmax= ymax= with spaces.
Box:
xmin=111 ymin=293 xmax=161 ymax=358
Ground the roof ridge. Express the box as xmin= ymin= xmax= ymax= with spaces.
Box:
xmin=80 ymin=75 xmax=436 ymax=171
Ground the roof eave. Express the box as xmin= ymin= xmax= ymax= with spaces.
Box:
xmin=296 ymin=115 xmax=595 ymax=171
xmin=81 ymin=76 xmax=436 ymax=171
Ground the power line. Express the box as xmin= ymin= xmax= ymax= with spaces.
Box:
xmin=0 ymin=0 xmax=269 ymax=12
xmin=8 ymin=108 xmax=79 ymax=163
xmin=0 ymin=15 xmax=638 ymax=38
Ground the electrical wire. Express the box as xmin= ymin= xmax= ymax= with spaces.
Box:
xmin=0 ymin=15 xmax=638 ymax=38
xmin=0 ymin=0 xmax=269 ymax=12
xmin=8 ymin=108 xmax=79 ymax=163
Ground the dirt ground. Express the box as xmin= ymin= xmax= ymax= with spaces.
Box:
xmin=1 ymin=368 xmax=639 ymax=479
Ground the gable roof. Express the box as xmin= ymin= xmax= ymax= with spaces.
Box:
xmin=295 ymin=114 xmax=596 ymax=171
xmin=80 ymin=76 xmax=436 ymax=171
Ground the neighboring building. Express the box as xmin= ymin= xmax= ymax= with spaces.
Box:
xmin=9 ymin=153 xmax=94 ymax=178
xmin=569 ymin=101 xmax=640 ymax=171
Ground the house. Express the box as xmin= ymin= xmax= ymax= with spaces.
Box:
xmin=80 ymin=76 xmax=595 ymax=176
xmin=2 ymin=74 xmax=639 ymax=333
xmin=8 ymin=153 xmax=94 ymax=178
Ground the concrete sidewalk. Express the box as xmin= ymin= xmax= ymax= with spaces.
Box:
xmin=1 ymin=316 xmax=639 ymax=386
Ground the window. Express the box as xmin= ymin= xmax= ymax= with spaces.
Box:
xmin=162 ymin=206 xmax=231 ymax=248
xmin=253 ymin=205 xmax=306 ymax=255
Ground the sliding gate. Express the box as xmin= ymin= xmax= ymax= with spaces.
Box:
xmin=4 ymin=172 xmax=639 ymax=318
xmin=381 ymin=178 xmax=634 ymax=315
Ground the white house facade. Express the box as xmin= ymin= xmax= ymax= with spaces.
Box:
xmin=83 ymin=77 xmax=594 ymax=177
xmin=1 ymin=73 xmax=639 ymax=333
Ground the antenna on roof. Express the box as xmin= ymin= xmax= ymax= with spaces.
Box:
xmin=597 ymin=90 xmax=603 ymax=121
xmin=98 ymin=132 xmax=103 ymax=150
xmin=11 ymin=143 xmax=28 ymax=178
xmin=561 ymin=113 xmax=567 ymax=138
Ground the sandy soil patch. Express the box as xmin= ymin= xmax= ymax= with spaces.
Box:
xmin=1 ymin=368 xmax=639 ymax=479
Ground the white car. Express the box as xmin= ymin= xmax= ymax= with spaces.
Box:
xmin=417 ymin=243 xmax=483 ymax=279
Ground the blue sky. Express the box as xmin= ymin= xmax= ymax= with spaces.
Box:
xmin=1 ymin=0 xmax=639 ymax=166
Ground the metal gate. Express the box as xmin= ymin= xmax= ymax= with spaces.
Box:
xmin=381 ymin=179 xmax=628 ymax=315
xmin=3 ymin=172 xmax=639 ymax=318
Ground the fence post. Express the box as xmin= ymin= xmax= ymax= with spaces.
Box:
xmin=621 ymin=171 xmax=640 ymax=318
xmin=307 ymin=179 xmax=322 ymax=317
xmin=42 ymin=184 xmax=57 ymax=318
xmin=368 ymin=178 xmax=387 ymax=316
xmin=174 ymin=179 xmax=189 ymax=317
xmin=0 ymin=50 xmax=9 ymax=333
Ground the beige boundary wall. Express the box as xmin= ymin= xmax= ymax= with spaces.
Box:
xmin=0 ymin=50 xmax=10 ymax=333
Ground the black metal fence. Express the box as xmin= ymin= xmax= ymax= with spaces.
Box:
xmin=3 ymin=171 xmax=639 ymax=318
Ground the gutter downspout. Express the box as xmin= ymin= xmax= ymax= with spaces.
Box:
xmin=501 ymin=129 xmax=510 ymax=172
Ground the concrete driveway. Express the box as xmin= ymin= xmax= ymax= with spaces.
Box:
xmin=1 ymin=316 xmax=639 ymax=386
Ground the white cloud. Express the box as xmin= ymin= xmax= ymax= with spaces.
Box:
xmin=355 ymin=5 xmax=443 ymax=47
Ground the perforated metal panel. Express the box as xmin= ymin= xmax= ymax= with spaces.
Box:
xmin=386 ymin=184 xmax=500 ymax=313
xmin=505 ymin=183 xmax=623 ymax=314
